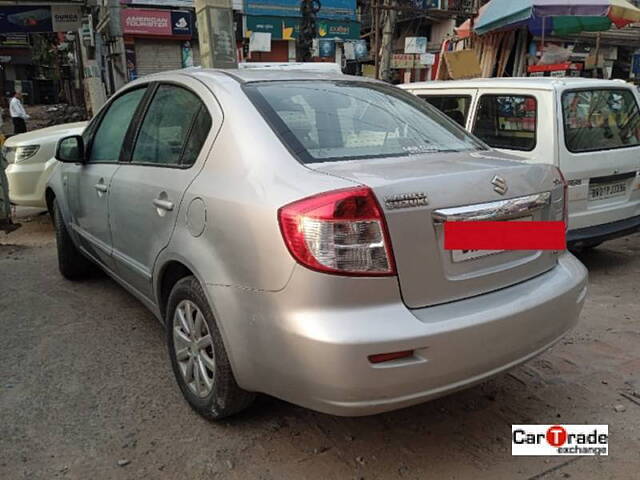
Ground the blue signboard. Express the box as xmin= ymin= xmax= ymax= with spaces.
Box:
xmin=244 ymin=0 xmax=356 ymax=21
xmin=0 ymin=6 xmax=53 ymax=33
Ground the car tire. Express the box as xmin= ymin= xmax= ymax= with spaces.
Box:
xmin=166 ymin=276 xmax=255 ymax=420
xmin=53 ymin=199 xmax=95 ymax=280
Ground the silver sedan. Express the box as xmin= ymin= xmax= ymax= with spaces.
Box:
xmin=46 ymin=67 xmax=588 ymax=419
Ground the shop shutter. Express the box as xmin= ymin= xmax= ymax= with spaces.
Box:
xmin=135 ymin=39 xmax=182 ymax=77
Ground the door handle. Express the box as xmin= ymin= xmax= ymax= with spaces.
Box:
xmin=153 ymin=198 xmax=174 ymax=212
xmin=94 ymin=182 xmax=108 ymax=196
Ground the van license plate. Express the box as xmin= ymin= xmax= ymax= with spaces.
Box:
xmin=589 ymin=182 xmax=627 ymax=201
xmin=450 ymin=216 xmax=533 ymax=263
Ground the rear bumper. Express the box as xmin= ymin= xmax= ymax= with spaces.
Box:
xmin=210 ymin=253 xmax=588 ymax=416
xmin=568 ymin=214 xmax=640 ymax=248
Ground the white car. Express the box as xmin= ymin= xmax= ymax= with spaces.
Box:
xmin=2 ymin=122 xmax=87 ymax=208
xmin=400 ymin=78 xmax=640 ymax=249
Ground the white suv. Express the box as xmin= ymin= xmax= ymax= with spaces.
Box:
xmin=401 ymin=78 xmax=640 ymax=249
xmin=2 ymin=122 xmax=86 ymax=208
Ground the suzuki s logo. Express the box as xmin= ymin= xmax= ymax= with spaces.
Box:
xmin=492 ymin=175 xmax=508 ymax=195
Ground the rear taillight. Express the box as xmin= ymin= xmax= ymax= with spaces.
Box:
xmin=553 ymin=166 xmax=569 ymax=230
xmin=278 ymin=187 xmax=396 ymax=276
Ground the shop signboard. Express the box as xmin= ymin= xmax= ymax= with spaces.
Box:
xmin=171 ymin=11 xmax=193 ymax=36
xmin=318 ymin=20 xmax=359 ymax=39
xmin=121 ymin=0 xmax=195 ymax=6
xmin=51 ymin=6 xmax=82 ymax=32
xmin=0 ymin=33 xmax=29 ymax=46
xmin=121 ymin=8 xmax=193 ymax=37
xmin=419 ymin=53 xmax=435 ymax=65
xmin=244 ymin=0 xmax=356 ymax=21
xmin=391 ymin=54 xmax=416 ymax=69
xmin=404 ymin=37 xmax=427 ymax=54
xmin=0 ymin=6 xmax=81 ymax=34
xmin=246 ymin=15 xmax=359 ymax=40
xmin=0 ymin=6 xmax=52 ymax=33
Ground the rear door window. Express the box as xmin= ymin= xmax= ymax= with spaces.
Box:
xmin=562 ymin=89 xmax=640 ymax=153
xmin=472 ymin=94 xmax=537 ymax=151
xmin=419 ymin=95 xmax=472 ymax=127
xmin=131 ymin=84 xmax=210 ymax=167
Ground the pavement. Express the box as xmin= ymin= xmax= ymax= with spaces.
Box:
xmin=1 ymin=210 xmax=639 ymax=480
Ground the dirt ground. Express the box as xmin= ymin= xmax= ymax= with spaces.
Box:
xmin=2 ymin=104 xmax=86 ymax=138
xmin=0 ymin=210 xmax=639 ymax=480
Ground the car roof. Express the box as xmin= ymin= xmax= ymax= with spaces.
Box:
xmin=159 ymin=67 xmax=380 ymax=85
xmin=398 ymin=77 xmax=634 ymax=92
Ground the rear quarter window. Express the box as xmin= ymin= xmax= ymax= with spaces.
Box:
xmin=562 ymin=88 xmax=640 ymax=153
xmin=418 ymin=95 xmax=472 ymax=127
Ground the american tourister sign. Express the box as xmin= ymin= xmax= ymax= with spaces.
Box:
xmin=121 ymin=8 xmax=193 ymax=37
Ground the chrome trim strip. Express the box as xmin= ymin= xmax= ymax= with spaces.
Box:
xmin=432 ymin=192 xmax=551 ymax=224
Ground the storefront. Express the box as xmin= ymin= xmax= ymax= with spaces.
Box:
xmin=121 ymin=8 xmax=198 ymax=80
xmin=242 ymin=0 xmax=359 ymax=63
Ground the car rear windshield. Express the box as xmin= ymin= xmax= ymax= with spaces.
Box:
xmin=562 ymin=88 xmax=640 ymax=153
xmin=244 ymin=81 xmax=484 ymax=164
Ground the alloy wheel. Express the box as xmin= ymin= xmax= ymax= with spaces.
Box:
xmin=173 ymin=299 xmax=216 ymax=398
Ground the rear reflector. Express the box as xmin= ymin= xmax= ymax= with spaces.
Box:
xmin=368 ymin=350 xmax=413 ymax=364
xmin=444 ymin=221 xmax=566 ymax=251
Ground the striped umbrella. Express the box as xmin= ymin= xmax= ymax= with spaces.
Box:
xmin=475 ymin=0 xmax=640 ymax=36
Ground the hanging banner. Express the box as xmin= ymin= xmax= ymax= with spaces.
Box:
xmin=182 ymin=40 xmax=194 ymax=67
xmin=319 ymin=39 xmax=335 ymax=58
xmin=343 ymin=41 xmax=355 ymax=60
xmin=354 ymin=39 xmax=367 ymax=60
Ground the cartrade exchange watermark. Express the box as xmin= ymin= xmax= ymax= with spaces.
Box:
xmin=512 ymin=425 xmax=608 ymax=456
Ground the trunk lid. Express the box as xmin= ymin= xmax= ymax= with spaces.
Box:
xmin=308 ymin=150 xmax=563 ymax=308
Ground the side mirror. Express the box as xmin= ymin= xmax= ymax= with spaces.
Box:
xmin=56 ymin=135 xmax=85 ymax=163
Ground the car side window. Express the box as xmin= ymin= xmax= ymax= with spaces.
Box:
xmin=181 ymin=106 xmax=213 ymax=167
xmin=472 ymin=94 xmax=537 ymax=151
xmin=419 ymin=95 xmax=471 ymax=127
xmin=89 ymin=87 xmax=147 ymax=163
xmin=131 ymin=84 xmax=209 ymax=167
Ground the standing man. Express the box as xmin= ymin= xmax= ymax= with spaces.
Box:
xmin=9 ymin=91 xmax=30 ymax=134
